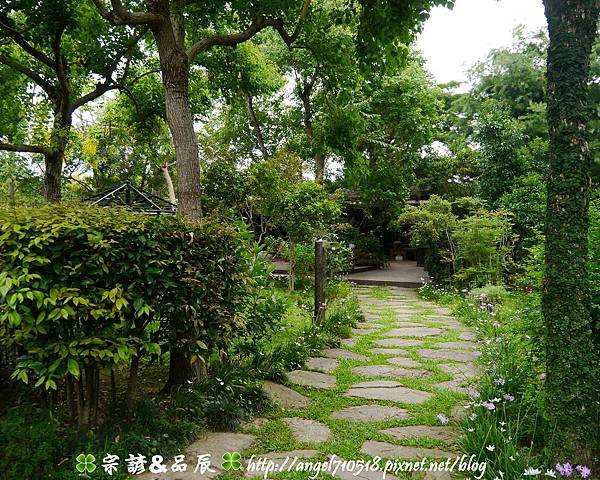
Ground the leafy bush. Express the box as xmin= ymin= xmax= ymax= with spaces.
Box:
xmin=468 ymin=284 xmax=510 ymax=309
xmin=0 ymin=205 xmax=252 ymax=427
xmin=398 ymin=197 xmax=515 ymax=287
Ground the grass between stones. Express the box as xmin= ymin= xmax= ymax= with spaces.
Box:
xmin=219 ymin=286 xmax=478 ymax=480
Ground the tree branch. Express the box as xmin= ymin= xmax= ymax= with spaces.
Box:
xmin=90 ymin=0 xmax=162 ymax=26
xmin=0 ymin=54 xmax=56 ymax=97
xmin=186 ymin=15 xmax=272 ymax=60
xmin=71 ymin=28 xmax=147 ymax=111
xmin=0 ymin=142 xmax=49 ymax=155
xmin=0 ymin=14 xmax=57 ymax=69
xmin=272 ymin=0 xmax=312 ymax=47
xmin=186 ymin=0 xmax=311 ymax=61
xmin=52 ymin=24 xmax=69 ymax=95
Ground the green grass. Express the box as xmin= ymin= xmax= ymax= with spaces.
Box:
xmin=233 ymin=286 xmax=475 ymax=479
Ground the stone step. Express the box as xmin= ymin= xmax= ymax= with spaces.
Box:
xmin=288 ymin=370 xmax=337 ymax=390
xmin=346 ymin=380 xmax=433 ymax=404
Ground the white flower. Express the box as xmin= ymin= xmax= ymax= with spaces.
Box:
xmin=524 ymin=467 xmax=542 ymax=476
xmin=544 ymin=470 xmax=557 ymax=478
xmin=467 ymin=428 xmax=475 ymax=432
xmin=486 ymin=445 xmax=495 ymax=452
xmin=510 ymin=456 xmax=516 ymax=461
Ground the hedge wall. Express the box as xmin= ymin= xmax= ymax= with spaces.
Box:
xmin=0 ymin=205 xmax=252 ymax=427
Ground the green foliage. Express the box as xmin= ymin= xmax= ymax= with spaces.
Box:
xmin=0 ymin=205 xmax=251 ymax=423
xmin=589 ymin=192 xmax=600 ymax=339
xmin=453 ymin=211 xmax=515 ymax=287
xmin=274 ymin=181 xmax=341 ymax=243
xmin=476 ymin=101 xmax=526 ymax=207
xmin=0 ymin=406 xmax=63 ymax=479
xmin=468 ymin=284 xmax=510 ymax=307
xmin=398 ymin=196 xmax=514 ymax=287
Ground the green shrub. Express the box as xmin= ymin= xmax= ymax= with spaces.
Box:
xmin=0 ymin=406 xmax=64 ymax=479
xmin=0 ymin=205 xmax=252 ymax=427
xmin=468 ymin=284 xmax=510 ymax=308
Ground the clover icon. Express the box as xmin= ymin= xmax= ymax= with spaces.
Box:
xmin=76 ymin=453 xmax=97 ymax=473
xmin=221 ymin=451 xmax=242 ymax=471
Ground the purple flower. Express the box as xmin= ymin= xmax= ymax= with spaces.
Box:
xmin=539 ymin=373 xmax=546 ymax=380
xmin=503 ymin=393 xmax=515 ymax=402
xmin=556 ymin=463 xmax=573 ymax=477
xmin=481 ymin=401 xmax=496 ymax=410
xmin=472 ymin=350 xmax=482 ymax=358
xmin=436 ymin=413 xmax=449 ymax=425
xmin=576 ymin=465 xmax=591 ymax=479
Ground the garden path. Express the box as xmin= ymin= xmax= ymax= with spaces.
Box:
xmin=139 ymin=286 xmax=479 ymax=480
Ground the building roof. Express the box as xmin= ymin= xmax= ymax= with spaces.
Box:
xmin=86 ymin=182 xmax=177 ymax=215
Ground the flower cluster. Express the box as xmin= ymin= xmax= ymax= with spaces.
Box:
xmin=520 ymin=463 xmax=592 ymax=478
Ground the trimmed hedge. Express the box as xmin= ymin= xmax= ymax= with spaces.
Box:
xmin=0 ymin=205 xmax=252 ymax=427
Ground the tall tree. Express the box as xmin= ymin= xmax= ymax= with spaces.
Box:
xmin=542 ymin=0 xmax=599 ymax=459
xmin=0 ymin=0 xmax=145 ymax=202
xmin=91 ymin=0 xmax=311 ymax=220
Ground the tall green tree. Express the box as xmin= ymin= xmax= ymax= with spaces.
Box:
xmin=0 ymin=0 xmax=146 ymax=202
xmin=542 ymin=0 xmax=599 ymax=459
xmin=92 ymin=0 xmax=312 ymax=220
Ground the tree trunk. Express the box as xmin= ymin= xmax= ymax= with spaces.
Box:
xmin=155 ymin=27 xmax=202 ymax=220
xmin=300 ymin=79 xmax=325 ymax=184
xmin=44 ymin=151 xmax=63 ymax=203
xmin=542 ymin=0 xmax=599 ymax=460
xmin=245 ymin=94 xmax=268 ymax=157
xmin=161 ymin=162 xmax=177 ymax=204
xmin=161 ymin=349 xmax=194 ymax=394
xmin=7 ymin=178 xmax=15 ymax=203
xmin=126 ymin=355 xmax=140 ymax=414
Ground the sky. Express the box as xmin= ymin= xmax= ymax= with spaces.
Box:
xmin=416 ymin=0 xmax=547 ymax=87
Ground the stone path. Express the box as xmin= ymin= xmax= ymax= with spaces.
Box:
xmin=138 ymin=286 xmax=479 ymax=480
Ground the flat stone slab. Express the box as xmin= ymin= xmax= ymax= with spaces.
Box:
xmin=245 ymin=450 xmax=318 ymax=478
xmin=381 ymin=425 xmax=455 ymax=444
xmin=322 ymin=348 xmax=368 ymax=361
xmin=386 ymin=327 xmax=444 ymax=337
xmin=370 ymin=348 xmax=409 ymax=356
xmin=330 ymin=457 xmax=399 ymax=480
xmin=436 ymin=308 xmax=453 ymax=315
xmin=241 ymin=417 xmax=270 ymax=429
xmin=438 ymin=363 xmax=479 ymax=379
xmin=434 ymin=379 xmax=469 ymax=394
xmin=346 ymin=380 xmax=433 ymax=404
xmin=283 ymin=417 xmax=331 ymax=443
xmin=392 ymin=321 xmax=425 ymax=327
xmin=139 ymin=432 xmax=256 ymax=480
xmin=451 ymin=404 xmax=468 ymax=422
xmin=435 ymin=341 xmax=476 ymax=350
xmin=361 ymin=440 xmax=455 ymax=460
xmin=305 ymin=357 xmax=339 ymax=374
xmin=376 ymin=338 xmax=423 ymax=347
xmin=341 ymin=338 xmax=358 ymax=347
xmin=264 ymin=381 xmax=311 ymax=409
xmin=331 ymin=405 xmax=410 ymax=422
xmin=459 ymin=331 xmax=476 ymax=341
xmin=288 ymin=370 xmax=337 ymax=389
xmin=352 ymin=328 xmax=377 ymax=335
xmin=418 ymin=348 xmax=474 ymax=362
xmin=352 ymin=365 xmax=430 ymax=379
xmin=387 ymin=357 xmax=423 ymax=368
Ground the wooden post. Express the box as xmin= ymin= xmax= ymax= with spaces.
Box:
xmin=314 ymin=239 xmax=326 ymax=324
